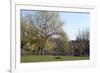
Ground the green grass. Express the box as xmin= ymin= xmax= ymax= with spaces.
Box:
xmin=21 ymin=55 xmax=89 ymax=63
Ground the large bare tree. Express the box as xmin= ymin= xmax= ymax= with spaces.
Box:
xmin=26 ymin=11 xmax=66 ymax=55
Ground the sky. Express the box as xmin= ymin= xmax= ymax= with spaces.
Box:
xmin=21 ymin=10 xmax=90 ymax=40
xmin=59 ymin=12 xmax=90 ymax=40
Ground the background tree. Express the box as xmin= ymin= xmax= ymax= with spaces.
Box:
xmin=76 ymin=28 xmax=90 ymax=56
xmin=57 ymin=32 xmax=69 ymax=54
xmin=21 ymin=17 xmax=40 ymax=53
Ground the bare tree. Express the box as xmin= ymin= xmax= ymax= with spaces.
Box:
xmin=76 ymin=28 xmax=89 ymax=56
xmin=26 ymin=11 xmax=65 ymax=55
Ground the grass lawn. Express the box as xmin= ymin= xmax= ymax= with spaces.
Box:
xmin=21 ymin=55 xmax=89 ymax=63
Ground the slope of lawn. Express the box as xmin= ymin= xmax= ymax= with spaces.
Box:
xmin=21 ymin=55 xmax=89 ymax=63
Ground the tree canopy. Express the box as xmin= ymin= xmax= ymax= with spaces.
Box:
xmin=21 ymin=11 xmax=69 ymax=55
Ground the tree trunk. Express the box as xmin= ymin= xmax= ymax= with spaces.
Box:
xmin=40 ymin=38 xmax=48 ymax=55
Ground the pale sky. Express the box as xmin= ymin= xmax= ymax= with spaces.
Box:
xmin=59 ymin=12 xmax=90 ymax=40
xmin=21 ymin=9 xmax=90 ymax=40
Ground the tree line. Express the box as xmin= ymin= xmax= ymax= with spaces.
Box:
xmin=21 ymin=11 xmax=89 ymax=56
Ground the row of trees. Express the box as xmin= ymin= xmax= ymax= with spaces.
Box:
xmin=75 ymin=29 xmax=89 ymax=56
xmin=21 ymin=11 xmax=89 ymax=56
